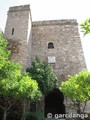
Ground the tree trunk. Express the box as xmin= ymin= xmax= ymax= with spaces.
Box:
xmin=22 ymin=100 xmax=30 ymax=114
xmin=83 ymin=102 xmax=87 ymax=113
xmin=75 ymin=102 xmax=81 ymax=114
xmin=76 ymin=102 xmax=82 ymax=120
xmin=23 ymin=100 xmax=26 ymax=114
xmin=3 ymin=110 xmax=7 ymax=120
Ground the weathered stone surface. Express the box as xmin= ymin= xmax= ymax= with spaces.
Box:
xmin=4 ymin=5 xmax=32 ymax=70
xmin=32 ymin=20 xmax=86 ymax=85
xmin=4 ymin=4 xmax=86 ymax=79
xmin=4 ymin=4 xmax=89 ymax=117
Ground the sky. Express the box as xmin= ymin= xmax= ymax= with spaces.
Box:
xmin=0 ymin=0 xmax=90 ymax=70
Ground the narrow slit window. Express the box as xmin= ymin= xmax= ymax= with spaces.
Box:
xmin=12 ymin=28 xmax=14 ymax=35
xmin=48 ymin=42 xmax=54 ymax=49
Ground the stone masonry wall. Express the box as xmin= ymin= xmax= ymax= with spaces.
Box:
xmin=32 ymin=20 xmax=87 ymax=85
xmin=4 ymin=4 xmax=88 ymax=119
xmin=4 ymin=5 xmax=32 ymax=70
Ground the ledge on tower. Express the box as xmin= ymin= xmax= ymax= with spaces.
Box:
xmin=32 ymin=19 xmax=78 ymax=26
xmin=8 ymin=4 xmax=30 ymax=12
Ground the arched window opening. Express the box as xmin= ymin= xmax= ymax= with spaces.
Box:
xmin=12 ymin=28 xmax=14 ymax=35
xmin=48 ymin=42 xmax=54 ymax=49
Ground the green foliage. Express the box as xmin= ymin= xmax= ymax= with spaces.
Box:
xmin=27 ymin=57 xmax=57 ymax=94
xmin=60 ymin=71 xmax=90 ymax=102
xmin=0 ymin=33 xmax=42 ymax=120
xmin=0 ymin=33 xmax=41 ymax=101
xmin=0 ymin=33 xmax=10 ymax=69
xmin=0 ymin=69 xmax=42 ymax=100
xmin=21 ymin=110 xmax=44 ymax=120
xmin=81 ymin=18 xmax=90 ymax=35
xmin=17 ymin=72 xmax=42 ymax=100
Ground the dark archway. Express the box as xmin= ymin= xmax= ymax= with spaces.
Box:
xmin=44 ymin=88 xmax=65 ymax=117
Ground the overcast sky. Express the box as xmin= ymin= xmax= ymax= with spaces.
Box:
xmin=0 ymin=0 xmax=90 ymax=70
xmin=0 ymin=0 xmax=90 ymax=30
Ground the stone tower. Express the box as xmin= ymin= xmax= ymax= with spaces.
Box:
xmin=4 ymin=5 xmax=87 ymax=84
xmin=32 ymin=20 xmax=87 ymax=85
xmin=4 ymin=5 xmax=32 ymax=70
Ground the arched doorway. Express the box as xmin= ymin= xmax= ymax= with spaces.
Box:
xmin=44 ymin=88 xmax=65 ymax=118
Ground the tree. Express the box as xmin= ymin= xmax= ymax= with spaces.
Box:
xmin=17 ymin=72 xmax=42 ymax=115
xmin=60 ymin=71 xmax=90 ymax=114
xmin=0 ymin=63 xmax=42 ymax=120
xmin=27 ymin=57 xmax=57 ymax=95
xmin=0 ymin=33 xmax=42 ymax=120
xmin=0 ymin=33 xmax=10 ymax=69
xmin=81 ymin=18 xmax=90 ymax=35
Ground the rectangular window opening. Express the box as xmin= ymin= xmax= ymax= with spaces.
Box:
xmin=12 ymin=28 xmax=14 ymax=35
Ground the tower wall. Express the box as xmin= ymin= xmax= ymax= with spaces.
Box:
xmin=32 ymin=20 xmax=87 ymax=85
xmin=4 ymin=5 xmax=87 ymax=84
xmin=4 ymin=5 xmax=32 ymax=70
xmin=3 ymin=5 xmax=89 ymax=115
